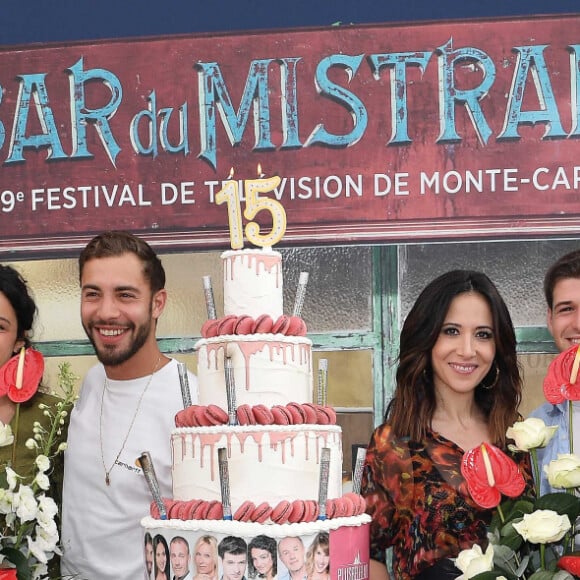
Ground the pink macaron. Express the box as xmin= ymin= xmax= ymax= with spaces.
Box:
xmin=188 ymin=405 xmax=212 ymax=427
xmin=205 ymin=404 xmax=229 ymax=425
xmin=325 ymin=498 xmax=337 ymax=519
xmin=251 ymin=502 xmax=273 ymax=523
xmin=217 ymin=315 xmax=238 ymax=336
xmin=206 ymin=500 xmax=224 ymax=520
xmin=271 ymin=405 xmax=293 ymax=425
xmin=234 ymin=315 xmax=255 ymax=335
xmin=192 ymin=500 xmax=211 ymax=520
xmin=303 ymin=499 xmax=319 ymax=522
xmin=236 ymin=404 xmax=256 ymax=426
xmin=288 ymin=499 xmax=306 ymax=524
xmin=301 ymin=403 xmax=318 ymax=424
xmin=174 ymin=409 xmax=188 ymax=428
xmin=234 ymin=500 xmax=256 ymax=522
xmin=287 ymin=316 xmax=307 ymax=336
xmin=271 ymin=500 xmax=292 ymax=524
xmin=253 ymin=404 xmax=274 ymax=425
xmin=271 ymin=314 xmax=291 ymax=335
xmin=253 ymin=314 xmax=274 ymax=334
xmin=286 ymin=403 xmax=305 ymax=424
xmin=184 ymin=499 xmax=203 ymax=520
xmin=201 ymin=318 xmax=219 ymax=338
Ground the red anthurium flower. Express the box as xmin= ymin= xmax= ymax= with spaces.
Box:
xmin=461 ymin=443 xmax=526 ymax=509
xmin=543 ymin=344 xmax=580 ymax=404
xmin=0 ymin=348 xmax=44 ymax=403
xmin=558 ymin=555 xmax=580 ymax=575
xmin=0 ymin=569 xmax=18 ymax=580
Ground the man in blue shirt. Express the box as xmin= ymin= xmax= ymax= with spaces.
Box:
xmin=530 ymin=249 xmax=580 ymax=493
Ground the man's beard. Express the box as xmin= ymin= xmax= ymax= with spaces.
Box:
xmin=84 ymin=313 xmax=152 ymax=367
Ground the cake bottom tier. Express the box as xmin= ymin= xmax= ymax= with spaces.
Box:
xmin=142 ymin=515 xmax=371 ymax=580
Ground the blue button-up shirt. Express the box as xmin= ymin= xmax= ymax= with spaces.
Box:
xmin=529 ymin=401 xmax=571 ymax=495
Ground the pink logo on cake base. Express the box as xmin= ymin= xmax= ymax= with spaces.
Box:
xmin=330 ymin=523 xmax=370 ymax=580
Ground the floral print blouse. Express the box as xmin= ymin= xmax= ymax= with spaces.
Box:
xmin=361 ymin=424 xmax=533 ymax=579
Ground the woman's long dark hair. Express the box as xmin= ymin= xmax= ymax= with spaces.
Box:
xmin=386 ymin=270 xmax=521 ymax=447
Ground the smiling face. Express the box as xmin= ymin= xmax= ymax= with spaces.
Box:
xmin=313 ymin=546 xmax=329 ymax=573
xmin=0 ymin=292 xmax=22 ymax=367
xmin=80 ymin=253 xmax=166 ymax=374
xmin=431 ymin=291 xmax=496 ymax=399
xmin=547 ymin=277 xmax=580 ymax=352
xmin=155 ymin=542 xmax=167 ymax=572
xmin=170 ymin=539 xmax=190 ymax=578
xmin=195 ymin=540 xmax=215 ymax=575
xmin=251 ymin=547 xmax=273 ymax=576
xmin=278 ymin=537 xmax=305 ymax=573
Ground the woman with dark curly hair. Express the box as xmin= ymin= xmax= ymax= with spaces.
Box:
xmin=361 ymin=270 xmax=534 ymax=580
xmin=248 ymin=535 xmax=277 ymax=579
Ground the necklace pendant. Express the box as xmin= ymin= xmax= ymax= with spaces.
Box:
xmin=105 ymin=473 xmax=110 ymax=486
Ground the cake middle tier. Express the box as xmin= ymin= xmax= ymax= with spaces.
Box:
xmin=172 ymin=425 xmax=343 ymax=512
xmin=195 ymin=334 xmax=313 ymax=407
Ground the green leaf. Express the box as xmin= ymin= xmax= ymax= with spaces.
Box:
xmin=528 ymin=570 xmax=557 ymax=580
xmin=1 ymin=546 xmax=32 ymax=580
xmin=471 ymin=573 xmax=513 ymax=580
xmin=499 ymin=520 xmax=524 ymax=551
xmin=535 ymin=492 xmax=580 ymax=521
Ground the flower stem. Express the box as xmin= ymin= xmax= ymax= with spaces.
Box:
xmin=497 ymin=503 xmax=505 ymax=524
xmin=570 ymin=400 xmax=574 ymax=455
xmin=540 ymin=544 xmax=546 ymax=569
xmin=530 ymin=448 xmax=540 ymax=494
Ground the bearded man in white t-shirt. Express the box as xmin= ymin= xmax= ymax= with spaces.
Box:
xmin=61 ymin=231 xmax=198 ymax=580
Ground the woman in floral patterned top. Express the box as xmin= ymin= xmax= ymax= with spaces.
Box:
xmin=361 ymin=270 xmax=533 ymax=580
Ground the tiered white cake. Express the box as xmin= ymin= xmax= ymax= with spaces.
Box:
xmin=142 ymin=248 xmax=370 ymax=580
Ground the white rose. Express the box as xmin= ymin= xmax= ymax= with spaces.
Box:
xmin=507 ymin=418 xmax=558 ymax=451
xmin=513 ymin=509 xmax=571 ymax=543
xmin=545 ymin=454 xmax=580 ymax=489
xmin=455 ymin=544 xmax=494 ymax=579
xmin=0 ymin=421 xmax=14 ymax=447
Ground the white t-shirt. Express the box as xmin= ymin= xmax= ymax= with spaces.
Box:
xmin=61 ymin=358 xmax=198 ymax=580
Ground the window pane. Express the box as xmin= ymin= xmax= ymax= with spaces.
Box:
xmin=281 ymin=246 xmax=373 ymax=332
xmin=400 ymin=239 xmax=580 ymax=327
xmin=518 ymin=352 xmax=556 ymax=418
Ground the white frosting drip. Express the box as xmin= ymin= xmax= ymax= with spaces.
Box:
xmin=195 ymin=334 xmax=312 ymax=408
xmin=171 ymin=425 xmax=343 ymax=511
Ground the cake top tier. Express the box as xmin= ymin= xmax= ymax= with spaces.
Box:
xmin=222 ymin=248 xmax=283 ymax=319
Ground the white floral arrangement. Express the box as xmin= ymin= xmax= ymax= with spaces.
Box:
xmin=0 ymin=354 xmax=76 ymax=580
xmin=455 ymin=417 xmax=580 ymax=580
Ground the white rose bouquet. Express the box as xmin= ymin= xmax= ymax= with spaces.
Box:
xmin=0 ymin=356 xmax=76 ymax=580
xmin=455 ymin=416 xmax=580 ymax=580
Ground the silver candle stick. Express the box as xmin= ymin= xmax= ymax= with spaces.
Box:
xmin=351 ymin=446 xmax=367 ymax=495
xmin=317 ymin=358 xmax=328 ymax=406
xmin=218 ymin=447 xmax=232 ymax=520
xmin=292 ymin=271 xmax=309 ymax=317
xmin=317 ymin=447 xmax=331 ymax=520
xmin=137 ymin=451 xmax=167 ymax=520
xmin=177 ymin=362 xmax=192 ymax=409
xmin=224 ymin=356 xmax=238 ymax=425
xmin=202 ymin=275 xmax=217 ymax=320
